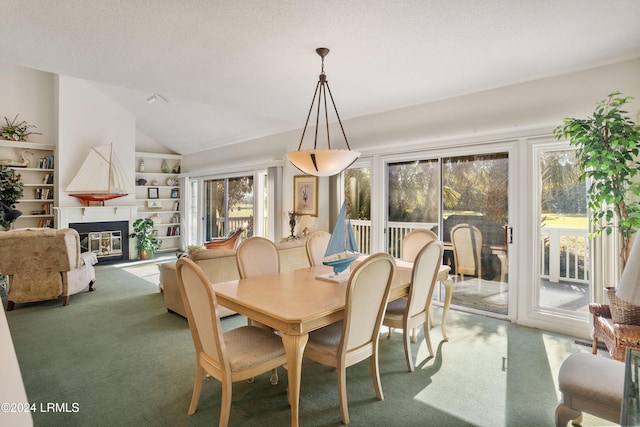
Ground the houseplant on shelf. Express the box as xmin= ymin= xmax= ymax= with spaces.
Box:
xmin=130 ymin=218 xmax=161 ymax=259
xmin=1 ymin=114 xmax=42 ymax=141
xmin=554 ymin=91 xmax=640 ymax=270
xmin=0 ymin=165 xmax=24 ymax=229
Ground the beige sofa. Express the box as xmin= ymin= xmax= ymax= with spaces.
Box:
xmin=158 ymin=238 xmax=309 ymax=318
xmin=0 ymin=228 xmax=97 ymax=311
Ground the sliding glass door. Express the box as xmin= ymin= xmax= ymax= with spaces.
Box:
xmin=385 ymin=151 xmax=510 ymax=316
xmin=441 ymin=153 xmax=509 ymax=315
xmin=203 ymin=176 xmax=254 ymax=241
xmin=536 ymin=148 xmax=589 ymax=318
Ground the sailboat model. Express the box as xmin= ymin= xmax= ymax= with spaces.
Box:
xmin=322 ymin=201 xmax=360 ymax=275
xmin=66 ymin=144 xmax=133 ymax=206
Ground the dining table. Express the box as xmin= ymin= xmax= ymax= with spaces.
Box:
xmin=211 ymin=256 xmax=451 ymax=427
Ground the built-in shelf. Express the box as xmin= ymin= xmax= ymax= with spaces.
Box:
xmin=0 ymin=140 xmax=56 ymax=229
xmin=135 ymin=152 xmax=182 ymax=252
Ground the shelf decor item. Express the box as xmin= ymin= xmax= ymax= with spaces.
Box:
xmin=161 ymin=159 xmax=170 ymax=173
xmin=0 ymin=149 xmax=33 ymax=168
xmin=139 ymin=158 xmax=145 ymax=172
xmin=1 ymin=114 xmax=42 ymax=142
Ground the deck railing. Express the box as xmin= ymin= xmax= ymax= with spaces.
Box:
xmin=352 ymin=220 xmax=589 ymax=284
xmin=213 ymin=217 xmax=589 ymax=285
xmin=540 ymin=227 xmax=589 ymax=283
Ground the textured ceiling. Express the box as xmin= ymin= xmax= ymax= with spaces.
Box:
xmin=0 ymin=0 xmax=639 ymax=155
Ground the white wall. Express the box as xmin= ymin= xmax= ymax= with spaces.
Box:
xmin=0 ymin=63 xmax=55 ymax=145
xmin=184 ymin=58 xmax=640 ymax=234
xmin=57 ymin=75 xmax=136 ymax=206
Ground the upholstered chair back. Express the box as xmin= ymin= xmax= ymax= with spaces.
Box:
xmin=236 ymin=237 xmax=280 ymax=279
xmin=341 ymin=253 xmax=395 ymax=353
xmin=176 ymin=258 xmax=225 ymax=367
xmin=306 ymin=231 xmax=331 ymax=266
xmin=450 ymin=223 xmax=482 ymax=279
xmin=406 ymin=240 xmax=444 ymax=321
xmin=402 ymin=228 xmax=438 ymax=262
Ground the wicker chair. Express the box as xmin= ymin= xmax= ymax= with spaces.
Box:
xmin=589 ymin=298 xmax=640 ymax=362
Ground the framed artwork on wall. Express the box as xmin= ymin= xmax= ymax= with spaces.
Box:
xmin=293 ymin=175 xmax=318 ymax=217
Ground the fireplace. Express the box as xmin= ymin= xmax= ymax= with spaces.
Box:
xmin=69 ymin=221 xmax=129 ymax=264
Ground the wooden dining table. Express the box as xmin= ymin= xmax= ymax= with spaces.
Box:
xmin=211 ymin=258 xmax=451 ymax=427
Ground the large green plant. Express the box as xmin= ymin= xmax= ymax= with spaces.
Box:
xmin=0 ymin=165 xmax=24 ymax=228
xmin=129 ymin=218 xmax=161 ymax=256
xmin=554 ymin=91 xmax=640 ymax=268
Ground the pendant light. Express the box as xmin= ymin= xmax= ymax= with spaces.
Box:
xmin=286 ymin=48 xmax=360 ymax=177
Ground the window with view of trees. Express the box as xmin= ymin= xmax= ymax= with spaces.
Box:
xmin=344 ymin=166 xmax=371 ymax=253
xmin=204 ymin=176 xmax=254 ymax=241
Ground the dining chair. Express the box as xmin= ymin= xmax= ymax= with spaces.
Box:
xmin=306 ymin=230 xmax=331 ymax=266
xmin=383 ymin=239 xmax=444 ymax=371
xmin=401 ymin=228 xmax=438 ymax=262
xmin=387 ymin=228 xmax=438 ymax=340
xmin=175 ymin=258 xmax=287 ymax=426
xmin=303 ymin=252 xmax=395 ymax=425
xmin=450 ymin=223 xmax=482 ymax=282
xmin=236 ymin=236 xmax=280 ymax=279
xmin=235 ymin=236 xmax=281 ymax=384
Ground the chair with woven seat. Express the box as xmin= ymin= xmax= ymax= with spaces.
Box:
xmin=176 ymin=258 xmax=287 ymax=426
xmin=383 ymin=239 xmax=444 ymax=371
xmin=306 ymin=230 xmax=331 ymax=266
xmin=450 ymin=223 xmax=482 ymax=282
xmin=304 ymin=253 xmax=395 ymax=425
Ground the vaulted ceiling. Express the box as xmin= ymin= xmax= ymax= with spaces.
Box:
xmin=1 ymin=1 xmax=639 ymax=155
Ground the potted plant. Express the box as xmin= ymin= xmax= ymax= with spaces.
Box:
xmin=0 ymin=165 xmax=24 ymax=229
xmin=130 ymin=218 xmax=162 ymax=259
xmin=1 ymin=114 xmax=42 ymax=141
xmin=554 ymin=91 xmax=640 ymax=269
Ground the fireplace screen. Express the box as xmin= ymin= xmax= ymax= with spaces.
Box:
xmin=81 ymin=231 xmax=123 ymax=257
xmin=69 ymin=221 xmax=129 ymax=264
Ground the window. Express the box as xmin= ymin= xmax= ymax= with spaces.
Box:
xmin=344 ymin=165 xmax=371 ymax=254
xmin=204 ymin=176 xmax=254 ymax=241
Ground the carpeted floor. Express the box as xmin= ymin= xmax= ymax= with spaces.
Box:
xmin=2 ymin=262 xmax=617 ymax=427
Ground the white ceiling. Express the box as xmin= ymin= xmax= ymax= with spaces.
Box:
xmin=0 ymin=1 xmax=639 ymax=155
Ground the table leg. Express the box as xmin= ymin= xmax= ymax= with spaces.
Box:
xmin=441 ymin=276 xmax=453 ymax=341
xmin=281 ymin=332 xmax=309 ymax=427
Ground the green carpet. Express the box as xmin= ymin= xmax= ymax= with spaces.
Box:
xmin=2 ymin=263 xmax=616 ymax=427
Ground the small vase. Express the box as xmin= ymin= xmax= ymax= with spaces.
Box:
xmin=139 ymin=158 xmax=145 ymax=172
xmin=161 ymin=160 xmax=170 ymax=173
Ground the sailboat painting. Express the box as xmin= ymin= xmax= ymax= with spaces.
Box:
xmin=66 ymin=144 xmax=134 ymax=206
xmin=321 ymin=200 xmax=360 ymax=279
